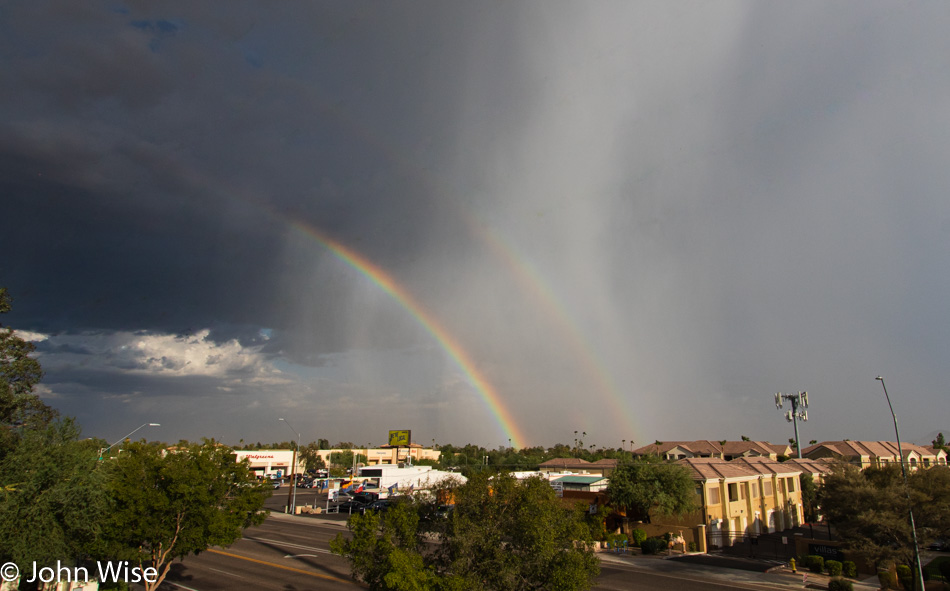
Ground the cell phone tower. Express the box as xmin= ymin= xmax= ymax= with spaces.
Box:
xmin=774 ymin=391 xmax=809 ymax=459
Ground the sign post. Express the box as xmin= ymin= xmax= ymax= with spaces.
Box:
xmin=388 ymin=430 xmax=411 ymax=465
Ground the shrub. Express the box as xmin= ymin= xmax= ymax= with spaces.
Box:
xmin=828 ymin=577 xmax=854 ymax=591
xmin=896 ymin=565 xmax=912 ymax=591
xmin=808 ymin=555 xmax=824 ymax=573
xmin=940 ymin=557 xmax=950 ymax=582
xmin=630 ymin=528 xmax=647 ymax=547
xmin=640 ymin=537 xmax=666 ymax=555
xmin=826 ymin=560 xmax=842 ymax=577
xmin=688 ymin=541 xmax=697 ymax=552
xmin=878 ymin=569 xmax=897 ymax=590
xmin=842 ymin=560 xmax=857 ymax=578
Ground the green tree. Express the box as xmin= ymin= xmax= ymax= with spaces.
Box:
xmin=800 ymin=473 xmax=818 ymax=522
xmin=0 ymin=418 xmax=109 ymax=575
xmin=103 ymin=439 xmax=269 ymax=591
xmin=299 ymin=442 xmax=326 ymax=472
xmin=605 ymin=456 xmax=696 ymax=523
xmin=933 ymin=433 xmax=947 ymax=452
xmin=0 ymin=288 xmax=57 ymax=456
xmin=332 ymin=473 xmax=599 ymax=591
xmin=819 ymin=464 xmax=950 ymax=567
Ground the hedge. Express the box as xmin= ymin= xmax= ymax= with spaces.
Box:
xmin=825 ymin=559 xmax=842 ymax=577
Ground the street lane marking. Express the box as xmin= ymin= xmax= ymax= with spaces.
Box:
xmin=241 ymin=536 xmax=333 ymax=554
xmin=207 ymin=567 xmax=244 ymax=578
xmin=207 ymin=549 xmax=357 ymax=585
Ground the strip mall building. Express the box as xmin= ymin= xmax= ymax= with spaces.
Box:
xmin=233 ymin=449 xmax=304 ymax=478
xmin=233 ymin=445 xmax=441 ymax=477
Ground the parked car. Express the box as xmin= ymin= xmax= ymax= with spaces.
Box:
xmin=363 ymin=499 xmax=394 ymax=513
xmin=928 ymin=538 xmax=949 ymax=551
xmin=335 ymin=499 xmax=371 ymax=513
xmin=273 ymin=480 xmax=282 ymax=489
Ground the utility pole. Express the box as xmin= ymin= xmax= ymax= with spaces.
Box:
xmin=278 ymin=418 xmax=300 ymax=514
xmin=774 ymin=392 xmax=809 ymax=458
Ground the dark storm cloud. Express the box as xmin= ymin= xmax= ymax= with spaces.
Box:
xmin=0 ymin=1 xmax=482 ymax=349
xmin=3 ymin=1 xmax=948 ymax=446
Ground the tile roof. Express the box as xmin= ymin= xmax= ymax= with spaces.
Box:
xmin=632 ymin=440 xmax=787 ymax=457
xmin=539 ymin=458 xmax=592 ymax=467
xmin=675 ymin=457 xmax=803 ymax=481
xmin=802 ymin=441 xmax=938 ymax=459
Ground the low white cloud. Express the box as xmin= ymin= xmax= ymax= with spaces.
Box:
xmin=14 ymin=330 xmax=49 ymax=342
xmin=35 ymin=329 xmax=288 ymax=384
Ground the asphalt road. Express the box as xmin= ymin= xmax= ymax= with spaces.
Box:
xmin=158 ymin=489 xmax=781 ymax=591
xmin=160 ymin=514 xmax=359 ymax=591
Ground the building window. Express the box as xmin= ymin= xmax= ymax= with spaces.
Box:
xmin=708 ymin=486 xmax=721 ymax=505
xmin=763 ymin=481 xmax=773 ymax=496
xmin=728 ymin=483 xmax=739 ymax=503
xmin=786 ymin=477 xmax=795 ymax=493
xmin=751 ymin=483 xmax=759 ymax=498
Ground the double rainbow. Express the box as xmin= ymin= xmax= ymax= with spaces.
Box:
xmin=291 ymin=221 xmax=527 ymax=449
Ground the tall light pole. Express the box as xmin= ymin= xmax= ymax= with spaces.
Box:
xmin=278 ymin=418 xmax=301 ymax=515
xmin=774 ymin=392 xmax=809 ymax=458
xmin=98 ymin=423 xmax=160 ymax=460
xmin=876 ymin=376 xmax=925 ymax=591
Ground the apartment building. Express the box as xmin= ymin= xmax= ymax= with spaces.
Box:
xmin=802 ymin=441 xmax=947 ymax=469
xmin=678 ymin=457 xmax=804 ymax=547
xmin=633 ymin=440 xmax=792 ymax=461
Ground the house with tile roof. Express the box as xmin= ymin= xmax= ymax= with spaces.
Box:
xmin=801 ymin=441 xmax=947 ymax=470
xmin=538 ymin=457 xmax=619 ymax=477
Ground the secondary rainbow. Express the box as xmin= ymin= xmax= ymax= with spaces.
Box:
xmin=291 ymin=220 xmax=527 ymax=449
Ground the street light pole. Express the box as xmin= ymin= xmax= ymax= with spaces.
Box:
xmin=98 ymin=423 xmax=160 ymax=460
xmin=876 ymin=377 xmax=925 ymax=591
xmin=279 ymin=418 xmax=301 ymax=515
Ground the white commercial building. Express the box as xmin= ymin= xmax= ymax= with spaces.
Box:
xmin=233 ymin=449 xmax=304 ymax=478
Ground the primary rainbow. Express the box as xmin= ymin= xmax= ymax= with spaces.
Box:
xmin=290 ymin=220 xmax=527 ymax=449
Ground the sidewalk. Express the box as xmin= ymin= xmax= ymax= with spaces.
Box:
xmin=597 ymin=548 xmax=881 ymax=590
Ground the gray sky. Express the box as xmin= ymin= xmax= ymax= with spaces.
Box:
xmin=2 ymin=1 xmax=947 ymax=449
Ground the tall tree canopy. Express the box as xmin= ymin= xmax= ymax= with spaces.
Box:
xmin=605 ymin=455 xmax=696 ymax=523
xmin=103 ymin=440 xmax=270 ymax=591
xmin=0 ymin=418 xmax=108 ymax=573
xmin=0 ymin=288 xmax=57 ymax=454
xmin=332 ymin=473 xmax=599 ymax=591
xmin=819 ymin=464 xmax=950 ymax=567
